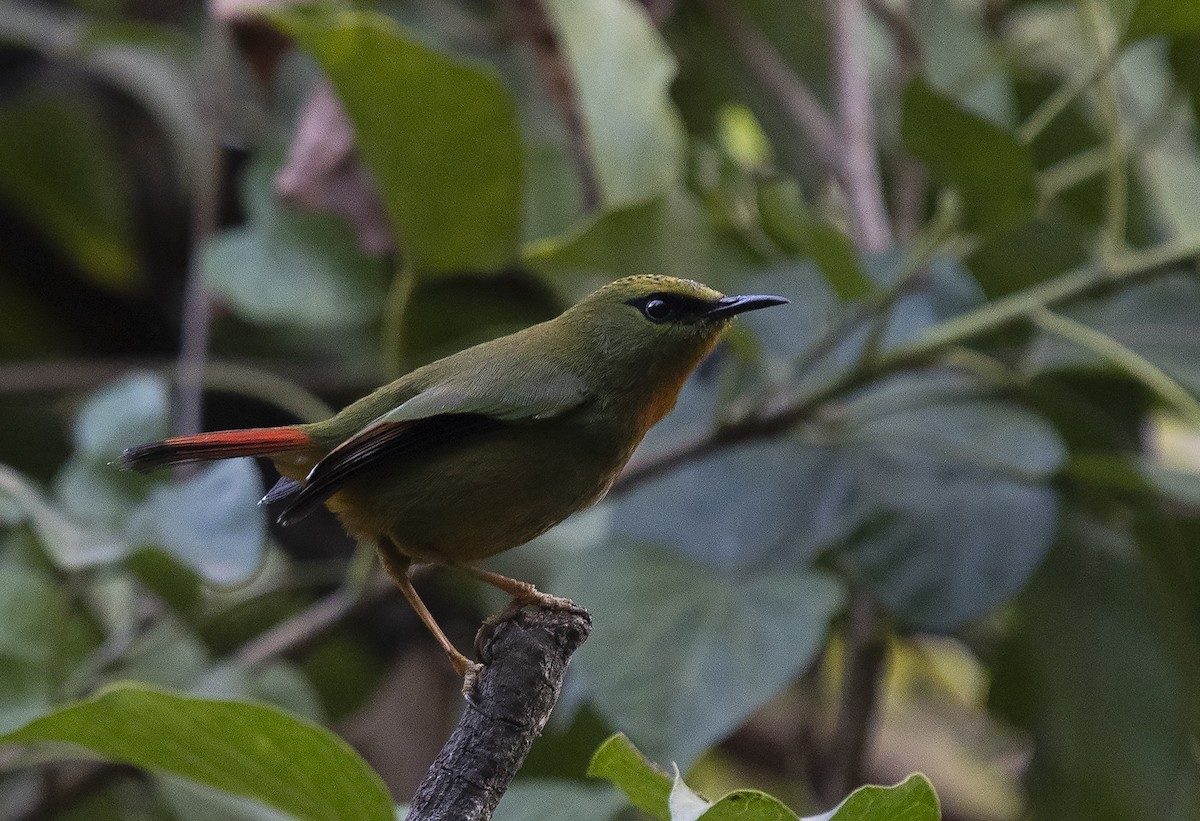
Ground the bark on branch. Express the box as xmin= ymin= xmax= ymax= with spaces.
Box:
xmin=406 ymin=607 xmax=593 ymax=820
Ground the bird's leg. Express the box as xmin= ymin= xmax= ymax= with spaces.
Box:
xmin=456 ymin=563 xmax=588 ymax=614
xmin=376 ymin=541 xmax=482 ymax=694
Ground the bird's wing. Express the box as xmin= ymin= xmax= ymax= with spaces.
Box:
xmin=271 ymin=372 xmax=589 ymax=525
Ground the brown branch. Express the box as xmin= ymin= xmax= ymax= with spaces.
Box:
xmin=698 ymin=0 xmax=842 ymax=182
xmin=829 ymin=0 xmax=893 ymax=251
xmin=509 ymin=0 xmax=601 ymax=211
xmin=406 ymin=607 xmax=592 ymax=820
xmin=818 ymin=593 xmax=888 ymax=804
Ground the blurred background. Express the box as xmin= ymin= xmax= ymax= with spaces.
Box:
xmin=1 ymin=0 xmax=1199 ymax=818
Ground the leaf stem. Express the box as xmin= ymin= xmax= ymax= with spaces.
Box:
xmin=1032 ymin=308 xmax=1200 ymax=427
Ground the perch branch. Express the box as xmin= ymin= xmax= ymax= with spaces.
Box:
xmin=406 ymin=607 xmax=592 ymax=820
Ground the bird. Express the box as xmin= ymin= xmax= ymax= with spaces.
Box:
xmin=122 ymin=275 xmax=787 ymax=687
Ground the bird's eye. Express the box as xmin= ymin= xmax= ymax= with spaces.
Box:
xmin=642 ymin=298 xmax=674 ymax=323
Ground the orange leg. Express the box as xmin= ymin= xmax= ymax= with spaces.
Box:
xmin=454 ymin=563 xmax=588 ymax=616
xmin=376 ymin=542 xmax=481 ymax=691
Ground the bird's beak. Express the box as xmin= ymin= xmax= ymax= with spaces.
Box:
xmin=705 ymin=294 xmax=790 ymax=319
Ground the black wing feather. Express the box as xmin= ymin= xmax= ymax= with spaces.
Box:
xmin=273 ymin=413 xmax=503 ymax=525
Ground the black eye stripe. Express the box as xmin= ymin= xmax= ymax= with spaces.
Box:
xmin=625 ymin=292 xmax=713 ymax=323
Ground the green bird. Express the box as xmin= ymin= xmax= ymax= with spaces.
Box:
xmin=122 ymin=275 xmax=787 ymax=684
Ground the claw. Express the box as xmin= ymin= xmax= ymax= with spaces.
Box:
xmin=461 ymin=661 xmax=484 ymax=699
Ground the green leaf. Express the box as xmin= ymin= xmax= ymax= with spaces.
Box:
xmin=0 ymin=95 xmax=140 ymax=290
xmin=756 ymin=177 xmax=872 ymax=300
xmin=990 ymin=519 xmax=1200 ymax=820
xmin=587 ymin=734 xmax=672 ymax=819
xmin=274 ymin=6 xmax=522 ymax=274
xmin=699 ymin=791 xmax=797 ymax=820
xmin=492 ymin=778 xmax=625 ymax=821
xmin=901 ymin=78 xmax=1036 ymax=235
xmin=203 ymin=156 xmax=389 ymax=329
xmin=1127 ymin=0 xmax=1200 ymax=39
xmin=0 ymin=683 xmax=394 ymax=821
xmin=805 ymin=774 xmax=940 ymax=821
xmin=555 ymin=545 xmax=844 ymax=766
xmin=541 ymin=0 xmax=684 ymax=206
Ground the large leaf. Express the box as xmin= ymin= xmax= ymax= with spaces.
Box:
xmin=203 ymin=155 xmax=389 ymax=329
xmin=901 ymin=78 xmax=1036 ymax=235
xmin=274 ymin=6 xmax=522 ymax=274
xmin=990 ymin=518 xmax=1200 ymax=821
xmin=541 ymin=0 xmax=684 ymax=207
xmin=830 ymin=373 xmax=1065 ymax=630
xmin=554 ymin=545 xmax=844 ymax=767
xmin=0 ymin=683 xmax=394 ymax=821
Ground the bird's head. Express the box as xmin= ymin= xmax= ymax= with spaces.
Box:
xmin=559 ymin=274 xmax=788 ymax=396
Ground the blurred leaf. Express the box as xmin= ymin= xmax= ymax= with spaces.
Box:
xmin=203 ymin=156 xmax=389 ymax=329
xmin=587 ymin=733 xmax=672 ymax=819
xmin=0 ymin=683 xmax=394 ymax=821
xmin=129 ymin=460 xmax=265 ymax=586
xmin=804 ymin=774 xmax=940 ymax=821
xmin=107 ymin=616 xmax=209 ymax=692
xmin=612 ymin=441 xmax=854 ymax=570
xmin=1026 ymin=274 xmax=1200 ymax=394
xmin=555 ymin=545 xmax=844 ymax=766
xmin=0 ymin=554 xmax=61 ymax=665
xmin=990 ymin=518 xmax=1200 ymax=820
xmin=1127 ymin=0 xmax=1200 ymax=39
xmin=966 ymin=217 xmax=1089 ymax=298
xmin=756 ymin=177 xmax=871 ymax=300
xmin=901 ymin=78 xmax=1036 ymax=235
xmin=156 ymin=775 xmax=299 ymax=821
xmin=275 ymin=6 xmax=522 ymax=274
xmin=0 ymin=95 xmax=140 ymax=289
xmin=74 ymin=372 xmax=169 ymax=457
xmin=542 ymin=0 xmax=684 ymax=206
xmin=525 ymin=192 xmax=711 ymax=296
xmin=492 ymin=778 xmax=625 ymax=821
xmin=0 ymin=465 xmax=129 ymax=569
xmin=828 ymin=373 xmax=1065 ymax=630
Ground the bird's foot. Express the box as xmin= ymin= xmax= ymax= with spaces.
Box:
xmin=473 ymin=593 xmax=589 ymax=661
xmin=460 ymin=660 xmax=484 ymax=699
xmin=524 ymin=591 xmax=589 ymax=618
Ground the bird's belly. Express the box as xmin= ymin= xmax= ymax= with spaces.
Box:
xmin=326 ymin=423 xmax=629 ymax=563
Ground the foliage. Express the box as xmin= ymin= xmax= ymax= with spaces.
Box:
xmin=1 ymin=0 xmax=1200 ymax=818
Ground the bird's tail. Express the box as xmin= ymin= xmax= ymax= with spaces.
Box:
xmin=120 ymin=427 xmax=315 ymax=473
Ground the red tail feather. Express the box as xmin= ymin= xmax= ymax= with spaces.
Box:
xmin=120 ymin=427 xmax=314 ymax=472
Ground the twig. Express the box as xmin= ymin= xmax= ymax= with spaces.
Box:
xmin=509 ymin=0 xmax=601 ymax=211
xmin=819 ymin=594 xmax=887 ymax=804
xmin=406 ymin=607 xmax=592 ymax=820
xmin=176 ymin=19 xmax=234 ymax=437
xmin=829 ymin=0 xmax=893 ymax=252
xmin=698 ymin=0 xmax=842 ymax=181
xmin=234 ymin=575 xmax=395 ymax=667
